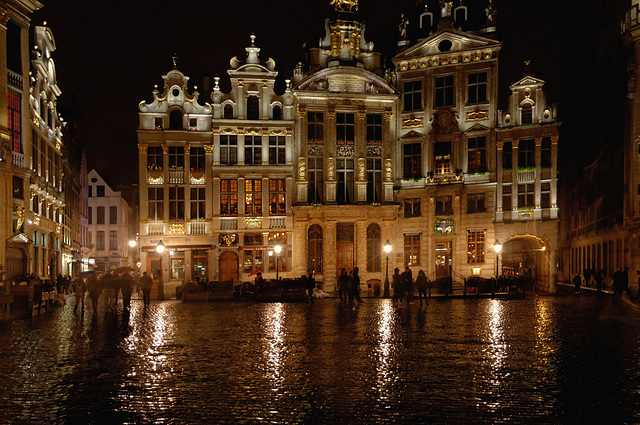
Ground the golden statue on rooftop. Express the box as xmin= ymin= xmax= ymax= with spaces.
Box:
xmin=331 ymin=0 xmax=358 ymax=13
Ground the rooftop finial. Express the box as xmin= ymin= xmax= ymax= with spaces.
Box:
xmin=172 ymin=53 xmax=178 ymax=68
xmin=524 ymin=60 xmax=531 ymax=76
xmin=250 ymin=34 xmax=256 ymax=46
xmin=330 ymin=0 xmax=358 ymax=13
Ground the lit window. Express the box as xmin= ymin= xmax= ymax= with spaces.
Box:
xmin=467 ymin=230 xmax=485 ymax=264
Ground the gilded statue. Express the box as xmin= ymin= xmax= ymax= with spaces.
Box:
xmin=331 ymin=0 xmax=358 ymax=13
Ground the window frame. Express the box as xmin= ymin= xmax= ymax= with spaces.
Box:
xmin=435 ymin=74 xmax=455 ymax=108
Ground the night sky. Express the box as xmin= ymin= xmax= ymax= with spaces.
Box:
xmin=30 ymin=0 xmax=627 ymax=192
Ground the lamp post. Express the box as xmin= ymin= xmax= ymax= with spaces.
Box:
xmin=156 ymin=240 xmax=165 ymax=254
xmin=274 ymin=244 xmax=282 ymax=280
xmin=494 ymin=239 xmax=503 ymax=278
xmin=155 ymin=240 xmax=165 ymax=300
xmin=383 ymin=240 xmax=391 ymax=298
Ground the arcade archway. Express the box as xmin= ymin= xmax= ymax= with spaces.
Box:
xmin=501 ymin=235 xmax=549 ymax=289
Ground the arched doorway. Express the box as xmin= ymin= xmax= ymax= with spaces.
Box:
xmin=501 ymin=236 xmax=548 ymax=289
xmin=219 ymin=251 xmax=238 ymax=283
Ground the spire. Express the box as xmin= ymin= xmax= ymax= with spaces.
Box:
xmin=246 ymin=34 xmax=260 ymax=64
xmin=524 ymin=60 xmax=531 ymax=77
xmin=172 ymin=53 xmax=178 ymax=69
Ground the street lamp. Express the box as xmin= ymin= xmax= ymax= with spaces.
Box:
xmin=274 ymin=244 xmax=282 ymax=280
xmin=383 ymin=240 xmax=392 ymax=298
xmin=129 ymin=240 xmax=137 ymax=248
xmin=494 ymin=240 xmax=503 ymax=278
xmin=156 ymin=240 xmax=165 ymax=254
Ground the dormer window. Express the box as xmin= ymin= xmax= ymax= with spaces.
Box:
xmin=521 ymin=103 xmax=533 ymax=124
xmin=155 ymin=117 xmax=163 ymax=130
xmin=169 ymin=110 xmax=183 ymax=130
xmin=247 ymin=96 xmax=259 ymax=120
xmin=224 ymin=104 xmax=234 ymax=119
xmin=272 ymin=105 xmax=282 ymax=120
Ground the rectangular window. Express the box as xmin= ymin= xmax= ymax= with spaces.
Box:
xmin=467 ymin=230 xmax=485 ymax=264
xmin=147 ymin=146 xmax=163 ymax=170
xmin=541 ymin=182 xmax=551 ymax=208
xmin=541 ymin=137 xmax=552 ymax=168
xmin=155 ymin=117 xmax=163 ymax=130
xmin=435 ymin=195 xmax=453 ymax=215
xmin=220 ymin=179 xmax=238 ymax=216
xmin=435 ymin=75 xmax=455 ymax=107
xmin=8 ymin=89 xmax=21 ymax=153
xmin=404 ymin=234 xmax=420 ymax=266
xmin=518 ymin=139 xmax=535 ymax=169
xmin=268 ymin=135 xmax=286 ymax=165
xmin=269 ymin=179 xmax=286 ymax=216
xmin=96 ymin=231 xmax=105 ymax=251
xmin=404 ymin=198 xmax=421 ymax=218
xmin=307 ymin=112 xmax=324 ymax=143
xmin=336 ymin=157 xmax=355 ymax=205
xmin=148 ymin=187 xmax=164 ymax=221
xmin=220 ymin=135 xmax=238 ymax=165
xmin=109 ymin=230 xmax=118 ymax=251
xmin=245 ymin=179 xmax=262 ymax=216
xmin=403 ymin=142 xmax=422 ymax=179
xmin=403 ymin=80 xmax=422 ymax=112
xmin=244 ymin=249 xmax=264 ymax=273
xmin=467 ymin=136 xmax=487 ymax=173
xmin=434 ymin=142 xmax=451 ymax=175
xmin=109 ymin=206 xmax=118 ymax=224
xmin=12 ymin=176 xmax=23 ymax=199
xmin=502 ymin=141 xmax=513 ymax=170
xmin=521 ymin=104 xmax=533 ymax=124
xmin=244 ymin=135 xmax=262 ymax=165
xmin=190 ymin=187 xmax=206 ymax=220
xmin=336 ymin=113 xmax=355 ymax=144
xmin=366 ymin=114 xmax=382 ymax=145
xmin=367 ymin=157 xmax=382 ymax=204
xmin=467 ymin=193 xmax=486 ymax=213
xmin=190 ymin=146 xmax=205 ymax=171
xmin=171 ymin=252 xmax=185 ymax=280
xmin=96 ymin=185 xmax=105 ymax=197
xmin=168 ymin=146 xmax=185 ymax=170
xmin=168 ymin=186 xmax=185 ymax=221
xmin=307 ymin=156 xmax=324 ymax=204
xmin=467 ymin=72 xmax=487 ymax=104
xmin=518 ymin=183 xmax=535 ymax=208
xmin=88 ymin=206 xmax=93 ymax=224
xmin=97 ymin=206 xmax=105 ymax=224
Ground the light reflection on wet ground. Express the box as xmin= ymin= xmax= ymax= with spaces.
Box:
xmin=0 ymin=294 xmax=639 ymax=424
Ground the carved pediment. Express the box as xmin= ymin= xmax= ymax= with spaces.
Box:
xmin=466 ymin=123 xmax=490 ymax=133
xmin=295 ymin=67 xmax=396 ymax=95
xmin=509 ymin=76 xmax=546 ymax=90
xmin=400 ymin=130 xmax=425 ymax=139
xmin=393 ymin=27 xmax=501 ymax=63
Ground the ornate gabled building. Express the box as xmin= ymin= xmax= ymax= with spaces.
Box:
xmin=136 ymin=0 xmax=561 ymax=293
xmin=137 ymin=42 xmax=295 ymax=294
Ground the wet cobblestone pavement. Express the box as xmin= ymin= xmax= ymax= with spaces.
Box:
xmin=1 ymin=294 xmax=639 ymax=424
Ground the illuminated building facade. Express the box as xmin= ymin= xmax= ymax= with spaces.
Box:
xmin=137 ymin=0 xmax=560 ymax=292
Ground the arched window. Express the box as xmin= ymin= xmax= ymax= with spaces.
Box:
xmin=367 ymin=224 xmax=381 ymax=272
xmin=308 ymin=224 xmax=323 ymax=274
xmin=169 ymin=110 xmax=183 ymax=130
xmin=272 ymin=105 xmax=282 ymax=120
xmin=247 ymin=96 xmax=259 ymax=120
xmin=224 ymin=104 xmax=234 ymax=119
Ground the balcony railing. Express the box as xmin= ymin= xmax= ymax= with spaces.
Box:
xmin=189 ymin=221 xmax=207 ymax=235
xmin=147 ymin=222 xmax=164 ymax=235
xmin=147 ymin=169 xmax=164 ymax=184
xmin=269 ymin=216 xmax=286 ymax=229
xmin=517 ymin=169 xmax=536 ymax=182
xmin=12 ymin=151 xmax=25 ymax=168
xmin=220 ymin=217 xmax=238 ymax=230
xmin=168 ymin=171 xmax=184 ymax=184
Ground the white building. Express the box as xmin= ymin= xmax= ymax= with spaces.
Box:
xmin=87 ymin=169 xmax=134 ymax=272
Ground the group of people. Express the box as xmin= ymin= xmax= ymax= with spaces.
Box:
xmin=572 ymin=267 xmax=640 ymax=300
xmin=392 ymin=267 xmax=429 ymax=305
xmin=336 ymin=267 xmax=363 ymax=304
xmin=72 ymin=271 xmax=146 ymax=316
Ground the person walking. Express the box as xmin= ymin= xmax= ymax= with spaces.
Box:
xmin=306 ymin=270 xmax=316 ymax=304
xmin=392 ymin=268 xmax=402 ymax=302
xmin=350 ymin=267 xmax=363 ymax=304
xmin=595 ymin=269 xmax=604 ymax=295
xmin=73 ymin=277 xmax=87 ymax=315
xmin=401 ymin=266 xmax=413 ymax=302
xmin=337 ymin=268 xmax=349 ymax=302
xmin=140 ymin=272 xmax=153 ymax=307
xmin=121 ymin=272 xmax=134 ymax=310
xmin=572 ymin=272 xmax=582 ymax=294
xmin=415 ymin=270 xmax=428 ymax=306
xmin=614 ymin=267 xmax=634 ymax=301
xmin=88 ymin=274 xmax=101 ymax=317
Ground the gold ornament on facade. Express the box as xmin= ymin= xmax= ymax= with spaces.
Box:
xmin=170 ymin=223 xmax=185 ymax=234
xmin=403 ymin=118 xmax=423 ymax=128
xmin=203 ymin=145 xmax=214 ymax=154
xmin=138 ymin=143 xmax=148 ymax=153
xmin=384 ymin=110 xmax=393 ymax=121
xmin=496 ymin=140 xmax=504 ymax=150
xmin=551 ymin=135 xmax=559 ymax=144
xmin=297 ymin=106 xmax=307 ymax=118
xmin=245 ymin=218 xmax=262 ymax=229
xmin=466 ymin=110 xmax=488 ymax=121
xmin=298 ymin=158 xmax=306 ymax=181
xmin=327 ymin=157 xmax=335 ymax=180
xmin=330 ymin=0 xmax=358 ymax=12
xmin=357 ymin=158 xmax=366 ymax=181
xmin=384 ymin=159 xmax=393 ymax=182
xmin=535 ymin=137 xmax=543 ymax=146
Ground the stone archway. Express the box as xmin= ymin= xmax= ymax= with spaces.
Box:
xmin=501 ymin=235 xmax=548 ymax=290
